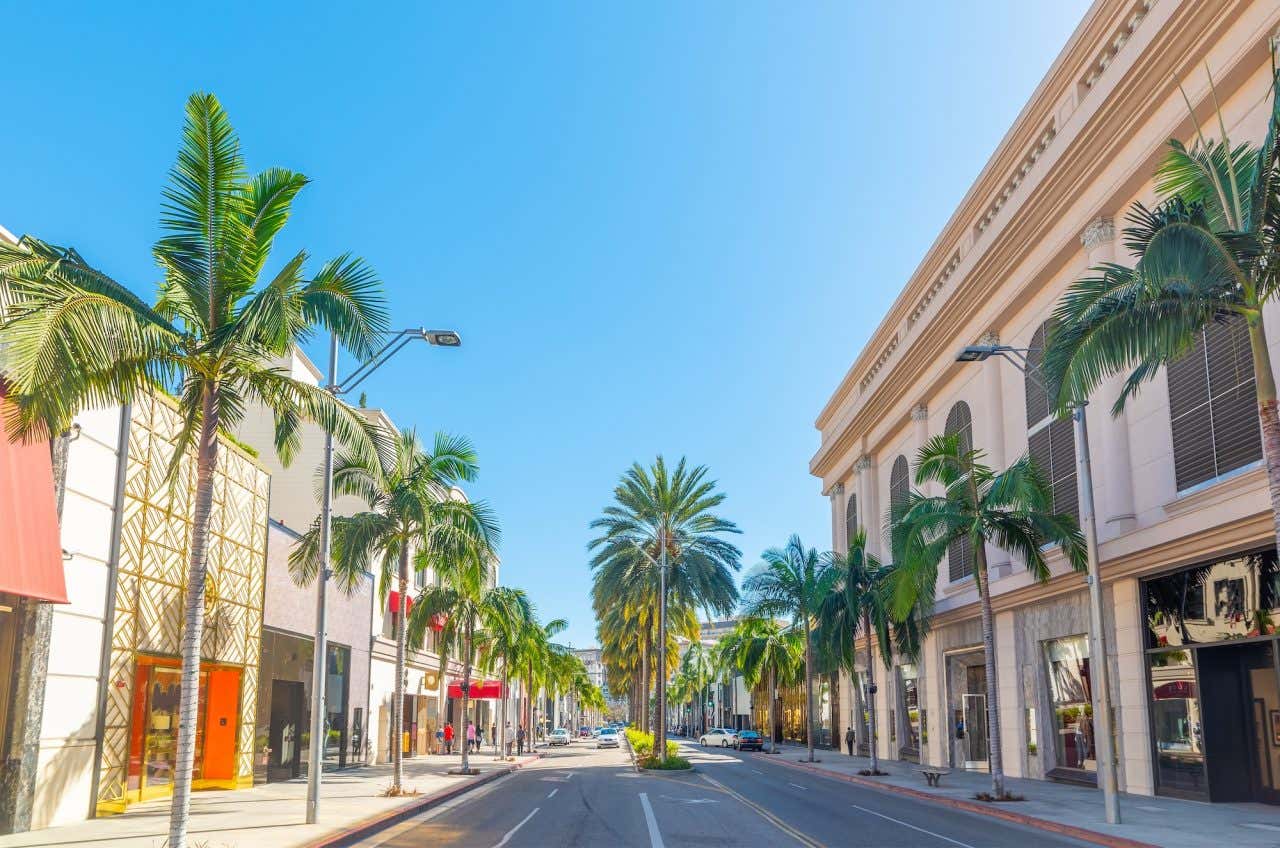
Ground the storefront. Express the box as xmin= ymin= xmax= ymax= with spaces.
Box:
xmin=897 ymin=663 xmax=924 ymax=762
xmin=1144 ymin=548 xmax=1280 ymax=803
xmin=1043 ymin=635 xmax=1096 ymax=781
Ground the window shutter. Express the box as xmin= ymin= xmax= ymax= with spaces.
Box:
xmin=945 ymin=402 xmax=974 ymax=581
xmin=889 ymin=456 xmax=909 ymax=515
xmin=1168 ymin=317 xmax=1261 ymax=491
xmin=1025 ymin=322 xmax=1078 ymax=522
xmin=845 ymin=493 xmax=858 ymax=549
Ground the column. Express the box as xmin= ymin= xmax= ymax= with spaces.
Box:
xmin=828 ymin=483 xmax=845 ymax=554
xmin=855 ymin=455 xmax=877 ymax=555
xmin=1112 ymin=578 xmax=1154 ymax=795
xmin=875 ymin=650 xmax=894 ymax=761
xmin=995 ymin=610 xmax=1023 ymax=778
xmin=980 ymin=330 xmax=1006 ymax=469
xmin=925 ymin=635 xmax=947 ymax=767
xmin=1081 ymin=217 xmax=1136 ymax=529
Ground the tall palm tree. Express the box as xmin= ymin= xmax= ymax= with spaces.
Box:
xmin=680 ymin=639 xmax=715 ymax=736
xmin=475 ymin=587 xmax=534 ymax=759
xmin=0 ymin=94 xmax=387 ymax=847
xmin=892 ymin=435 xmax=1085 ymax=797
xmin=720 ymin=617 xmax=802 ymax=754
xmin=816 ymin=529 xmax=920 ymax=774
xmin=589 ymin=456 xmax=741 ymax=764
xmin=408 ymin=542 xmax=507 ymax=776
xmin=521 ymin=618 xmax=568 ymax=745
xmin=290 ymin=429 xmax=498 ymax=792
xmin=1044 ymin=64 xmax=1280 ymax=549
xmin=742 ymin=536 xmax=838 ymax=762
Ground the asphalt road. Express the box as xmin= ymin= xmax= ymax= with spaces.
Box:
xmin=360 ymin=739 xmax=1094 ymax=848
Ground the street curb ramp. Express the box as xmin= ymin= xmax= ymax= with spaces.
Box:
xmin=306 ymin=755 xmax=540 ymax=848
xmin=762 ymin=755 xmax=1158 ymax=848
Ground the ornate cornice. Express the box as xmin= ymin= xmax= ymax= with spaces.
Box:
xmin=978 ymin=330 xmax=1000 ymax=347
xmin=910 ymin=403 xmax=929 ymax=422
xmin=855 ymin=455 xmax=873 ymax=473
xmin=1081 ymin=216 xmax=1115 ymax=250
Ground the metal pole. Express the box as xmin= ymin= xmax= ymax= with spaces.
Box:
xmin=305 ymin=334 xmax=338 ymax=825
xmin=1071 ymin=402 xmax=1121 ymax=825
xmin=657 ymin=529 xmax=667 ymax=758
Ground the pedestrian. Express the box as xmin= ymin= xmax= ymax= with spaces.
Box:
xmin=504 ymin=722 xmax=516 ymax=757
xmin=845 ymin=726 xmax=855 ymax=757
xmin=444 ymin=722 xmax=455 ymax=755
xmin=467 ymin=720 xmax=476 ymax=753
xmin=476 ymin=724 xmax=485 ymax=752
xmin=435 ymin=725 xmax=444 ymax=755
xmin=490 ymin=724 xmax=497 ymax=751
xmin=517 ymin=724 xmax=526 ymax=755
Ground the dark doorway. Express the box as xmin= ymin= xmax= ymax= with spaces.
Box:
xmin=268 ymin=680 xmax=304 ymax=782
xmin=1199 ymin=641 xmax=1280 ymax=803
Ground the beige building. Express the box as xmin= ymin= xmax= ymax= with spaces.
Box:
xmin=812 ymin=0 xmax=1280 ymax=803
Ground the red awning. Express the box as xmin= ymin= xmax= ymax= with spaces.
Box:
xmin=448 ymin=680 xmax=503 ymax=699
xmin=388 ymin=590 xmax=413 ymax=615
xmin=0 ymin=390 xmax=67 ymax=603
xmin=1153 ymin=680 xmax=1195 ymax=700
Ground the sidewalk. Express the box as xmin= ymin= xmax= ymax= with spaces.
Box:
xmin=756 ymin=742 xmax=1280 ymax=848
xmin=0 ymin=751 xmax=537 ymax=848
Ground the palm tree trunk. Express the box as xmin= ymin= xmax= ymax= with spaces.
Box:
xmin=639 ymin=634 xmax=650 ymax=734
xmin=391 ymin=547 xmax=409 ymax=792
xmin=974 ymin=543 xmax=1004 ymax=797
xmin=769 ymin=665 xmax=777 ymax=754
xmin=655 ymin=537 xmax=668 ymax=762
xmin=461 ymin=620 xmax=472 ymax=773
xmin=1247 ymin=318 xmax=1280 ymax=561
xmin=168 ymin=393 xmax=220 ymax=848
xmin=863 ymin=610 xmax=879 ymax=774
xmin=500 ymin=662 xmax=508 ymax=760
xmin=803 ymin=614 xmax=816 ymax=763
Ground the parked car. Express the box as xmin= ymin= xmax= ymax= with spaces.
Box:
xmin=548 ymin=728 xmax=572 ymax=746
xmin=597 ymin=728 xmax=620 ymax=748
xmin=735 ymin=730 xmax=764 ymax=751
xmin=699 ymin=728 xmax=738 ymax=747
xmin=579 ymin=726 xmax=592 ymax=738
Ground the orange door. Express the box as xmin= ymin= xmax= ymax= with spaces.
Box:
xmin=201 ymin=668 xmax=241 ymax=781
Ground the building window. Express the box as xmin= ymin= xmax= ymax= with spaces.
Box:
xmin=845 ymin=492 xmax=858 ymax=549
xmin=944 ymin=402 xmax=974 ymax=581
xmin=1043 ymin=635 xmax=1095 ymax=774
xmin=1148 ymin=649 xmax=1203 ymax=795
xmin=899 ymin=663 xmax=921 ymax=758
xmin=1025 ymin=324 xmax=1078 ymax=521
xmin=1144 ymin=550 xmax=1279 ymax=648
xmin=1167 ymin=316 xmax=1261 ymax=492
xmin=889 ymin=455 xmax=909 ymax=518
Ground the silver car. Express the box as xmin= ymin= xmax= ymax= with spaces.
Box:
xmin=597 ymin=728 xmax=620 ymax=748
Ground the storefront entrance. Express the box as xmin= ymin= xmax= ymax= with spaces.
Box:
xmin=268 ymin=680 xmax=304 ymax=781
xmin=1198 ymin=641 xmax=1280 ymax=803
xmin=945 ymin=648 xmax=989 ymax=772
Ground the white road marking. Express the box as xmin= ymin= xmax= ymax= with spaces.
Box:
xmin=788 ymin=782 xmax=806 ymax=789
xmin=639 ymin=792 xmax=666 ymax=848
xmin=851 ymin=804 xmax=975 ymax=848
xmin=546 ymin=788 xmax=558 ymax=799
xmin=751 ymin=769 xmax=763 ymax=774
xmin=491 ymin=807 xmax=539 ymax=848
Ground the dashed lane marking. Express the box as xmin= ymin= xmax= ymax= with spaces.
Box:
xmin=491 ymin=807 xmax=539 ymax=848
xmin=546 ymin=788 xmax=558 ymax=798
xmin=639 ymin=793 xmax=666 ymax=848
xmin=851 ymin=804 xmax=975 ymax=848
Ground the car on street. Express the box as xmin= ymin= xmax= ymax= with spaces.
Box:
xmin=597 ymin=727 xmax=620 ymax=748
xmin=735 ymin=729 xmax=764 ymax=751
xmin=579 ymin=726 xmax=591 ymax=738
xmin=549 ymin=727 xmax=572 ymax=746
xmin=699 ymin=728 xmax=738 ymax=747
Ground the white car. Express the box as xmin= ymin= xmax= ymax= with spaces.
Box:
xmin=548 ymin=728 xmax=571 ymax=746
xmin=597 ymin=728 xmax=620 ymax=748
xmin=699 ymin=728 xmax=738 ymax=747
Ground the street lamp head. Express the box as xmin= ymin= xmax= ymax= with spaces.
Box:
xmin=423 ymin=329 xmax=462 ymax=347
xmin=955 ymin=345 xmax=999 ymax=362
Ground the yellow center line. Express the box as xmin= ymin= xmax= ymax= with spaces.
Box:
xmin=698 ymin=772 xmax=826 ymax=848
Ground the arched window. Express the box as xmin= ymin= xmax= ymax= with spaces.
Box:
xmin=1025 ymin=323 xmax=1078 ymax=521
xmin=944 ymin=402 xmax=974 ymax=581
xmin=1167 ymin=317 xmax=1261 ymax=491
xmin=845 ymin=492 xmax=858 ymax=549
xmin=889 ymin=455 xmax=909 ymax=518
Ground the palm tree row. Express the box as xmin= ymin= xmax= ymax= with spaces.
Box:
xmin=589 ymin=456 xmax=742 ymax=761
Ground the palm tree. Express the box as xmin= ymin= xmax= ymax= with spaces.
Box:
xmin=680 ymin=639 xmax=715 ymax=736
xmin=290 ymin=429 xmax=498 ymax=792
xmin=408 ymin=541 xmax=508 ymax=776
xmin=475 ymin=587 xmax=534 ymax=759
xmin=521 ymin=618 xmax=568 ymax=745
xmin=742 ymin=536 xmax=838 ymax=762
xmin=589 ymin=456 xmax=741 ymax=763
xmin=0 ymin=93 xmax=387 ymax=847
xmin=1043 ymin=63 xmax=1280 ymax=549
xmin=892 ymin=435 xmax=1085 ymax=797
xmin=720 ymin=617 xmax=802 ymax=754
xmin=816 ymin=529 xmax=920 ymax=774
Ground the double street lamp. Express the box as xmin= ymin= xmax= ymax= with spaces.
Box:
xmin=305 ymin=328 xmax=461 ymax=825
xmin=956 ymin=343 xmax=1120 ymax=825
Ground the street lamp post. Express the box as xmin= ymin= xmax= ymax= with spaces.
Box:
xmin=305 ymin=328 xmax=461 ymax=825
xmin=956 ymin=343 xmax=1120 ymax=825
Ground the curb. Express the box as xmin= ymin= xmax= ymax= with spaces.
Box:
xmin=306 ymin=755 xmax=540 ymax=848
xmin=758 ymin=755 xmax=1158 ymax=848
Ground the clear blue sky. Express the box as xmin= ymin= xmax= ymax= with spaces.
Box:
xmin=3 ymin=1 xmax=1091 ymax=647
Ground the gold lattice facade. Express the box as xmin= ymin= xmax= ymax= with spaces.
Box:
xmin=96 ymin=393 xmax=269 ymax=815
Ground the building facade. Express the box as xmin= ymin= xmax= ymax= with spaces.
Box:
xmin=811 ymin=0 xmax=1280 ymax=803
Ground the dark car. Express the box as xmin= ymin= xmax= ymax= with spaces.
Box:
xmin=735 ymin=730 xmax=764 ymax=751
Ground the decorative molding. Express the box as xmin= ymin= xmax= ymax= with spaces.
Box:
xmin=910 ymin=403 xmax=929 ymax=422
xmin=908 ymin=251 xmax=961 ymax=327
xmin=978 ymin=330 xmax=1000 ymax=347
xmin=1080 ymin=216 xmax=1115 ymax=250
xmin=859 ymin=333 xmax=900 ymax=393
xmin=829 ymin=482 xmax=845 ymax=497
xmin=1080 ymin=0 xmax=1156 ymax=91
xmin=975 ymin=122 xmax=1058 ymax=235
xmin=855 ymin=455 xmax=874 ymax=473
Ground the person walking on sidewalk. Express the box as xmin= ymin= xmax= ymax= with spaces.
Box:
xmin=517 ymin=724 xmax=526 ymax=755
xmin=845 ymin=726 xmax=855 ymax=756
xmin=435 ymin=726 xmax=444 ymax=755
xmin=444 ymin=722 xmax=455 ymax=755
xmin=504 ymin=722 xmax=515 ymax=757
xmin=467 ymin=721 xmax=476 ymax=753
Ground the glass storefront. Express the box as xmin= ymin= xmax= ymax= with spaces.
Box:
xmin=1143 ymin=550 xmax=1280 ymax=803
xmin=1044 ymin=635 xmax=1095 ymax=775
xmin=899 ymin=664 xmax=922 ymax=761
xmin=255 ymin=629 xmax=352 ymax=782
